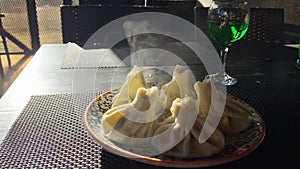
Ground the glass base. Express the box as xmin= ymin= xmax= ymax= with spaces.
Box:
xmin=296 ymin=59 xmax=300 ymax=70
xmin=206 ymin=72 xmax=237 ymax=86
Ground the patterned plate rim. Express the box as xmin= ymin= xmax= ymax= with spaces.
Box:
xmin=84 ymin=89 xmax=266 ymax=168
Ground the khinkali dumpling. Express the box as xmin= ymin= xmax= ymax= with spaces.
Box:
xmin=102 ymin=87 xmax=164 ymax=139
xmin=156 ymin=98 xmax=225 ymax=158
xmin=102 ymin=85 xmax=225 ymax=158
xmin=219 ymin=96 xmax=253 ymax=135
xmin=194 ymin=78 xmax=253 ymax=135
xmin=101 ymin=65 xmax=255 ymax=158
xmin=161 ymin=65 xmax=196 ymax=110
xmin=112 ymin=66 xmax=146 ymax=107
xmin=162 ymin=116 xmax=225 ymax=158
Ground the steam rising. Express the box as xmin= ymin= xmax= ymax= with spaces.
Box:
xmin=123 ymin=20 xmax=198 ymax=67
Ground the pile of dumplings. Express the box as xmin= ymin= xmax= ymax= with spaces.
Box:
xmin=101 ymin=65 xmax=253 ymax=158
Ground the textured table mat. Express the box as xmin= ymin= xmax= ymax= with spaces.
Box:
xmin=0 ymin=78 xmax=299 ymax=169
xmin=61 ymin=42 xmax=126 ymax=69
xmin=0 ymin=92 xmax=163 ymax=169
xmin=60 ymin=42 xmax=204 ymax=69
xmin=0 ymin=92 xmax=104 ymax=168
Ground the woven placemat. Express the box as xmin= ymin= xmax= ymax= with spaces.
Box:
xmin=0 ymin=92 xmax=104 ymax=168
xmin=0 ymin=78 xmax=297 ymax=169
xmin=61 ymin=43 xmax=126 ymax=69
xmin=60 ymin=42 xmax=205 ymax=69
xmin=0 ymin=92 xmax=163 ymax=169
xmin=61 ymin=49 xmax=126 ymax=69
xmin=0 ymin=81 xmax=272 ymax=169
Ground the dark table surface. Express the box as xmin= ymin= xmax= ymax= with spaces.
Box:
xmin=0 ymin=41 xmax=299 ymax=169
xmin=103 ymin=41 xmax=300 ymax=169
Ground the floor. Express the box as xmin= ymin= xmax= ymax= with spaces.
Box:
xmin=0 ymin=3 xmax=63 ymax=99
xmin=0 ymin=54 xmax=32 ymax=98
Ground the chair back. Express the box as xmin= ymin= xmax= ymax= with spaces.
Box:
xmin=60 ymin=3 xmax=196 ymax=48
xmin=244 ymin=8 xmax=284 ymax=43
xmin=194 ymin=7 xmax=285 ymax=43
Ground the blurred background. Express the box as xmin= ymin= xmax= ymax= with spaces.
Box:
xmin=0 ymin=0 xmax=298 ymax=57
xmin=199 ymin=0 xmax=300 ymax=25
xmin=0 ymin=0 xmax=299 ymax=97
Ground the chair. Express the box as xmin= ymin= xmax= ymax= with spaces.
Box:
xmin=194 ymin=7 xmax=285 ymax=43
xmin=244 ymin=8 xmax=284 ymax=43
xmin=0 ymin=1 xmax=40 ymax=77
xmin=60 ymin=5 xmax=139 ymax=48
xmin=0 ymin=53 xmax=4 ymax=77
xmin=0 ymin=14 xmax=11 ymax=69
xmin=60 ymin=3 xmax=196 ymax=48
xmin=0 ymin=13 xmax=33 ymax=75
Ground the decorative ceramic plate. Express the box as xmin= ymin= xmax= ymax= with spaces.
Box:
xmin=84 ymin=89 xmax=266 ymax=168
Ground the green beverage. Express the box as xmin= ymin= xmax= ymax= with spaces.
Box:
xmin=296 ymin=41 xmax=300 ymax=70
xmin=208 ymin=20 xmax=249 ymax=47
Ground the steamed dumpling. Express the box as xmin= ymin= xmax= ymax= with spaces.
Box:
xmin=102 ymin=87 xmax=165 ymax=139
xmin=112 ymin=66 xmax=146 ymax=107
xmin=194 ymin=78 xmax=253 ymax=135
xmin=161 ymin=65 xmax=196 ymax=110
xmin=218 ymin=96 xmax=253 ymax=135
xmin=161 ymin=119 xmax=225 ymax=158
xmin=194 ymin=79 xmax=226 ymax=117
xmin=101 ymin=65 xmax=252 ymax=159
xmin=102 ymin=86 xmax=179 ymax=156
xmin=102 ymin=85 xmax=225 ymax=158
xmin=156 ymin=98 xmax=225 ymax=158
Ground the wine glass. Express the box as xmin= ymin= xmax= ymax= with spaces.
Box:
xmin=296 ymin=40 xmax=300 ymax=70
xmin=207 ymin=0 xmax=250 ymax=85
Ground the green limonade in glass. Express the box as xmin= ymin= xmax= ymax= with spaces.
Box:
xmin=296 ymin=41 xmax=300 ymax=70
xmin=206 ymin=0 xmax=250 ymax=85
xmin=208 ymin=20 xmax=249 ymax=46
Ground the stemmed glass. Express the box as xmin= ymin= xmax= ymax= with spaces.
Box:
xmin=296 ymin=41 xmax=300 ymax=69
xmin=207 ymin=0 xmax=250 ymax=85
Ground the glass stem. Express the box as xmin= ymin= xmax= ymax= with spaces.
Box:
xmin=220 ymin=46 xmax=229 ymax=73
